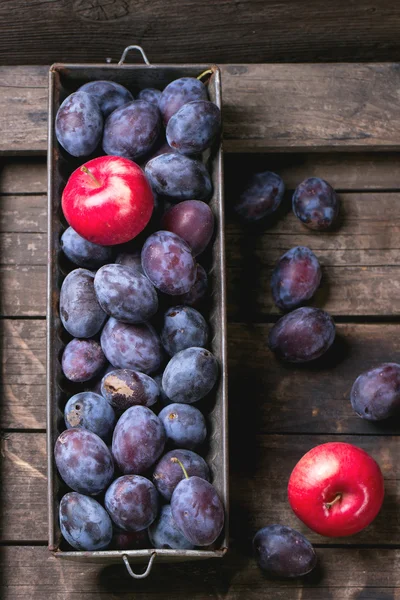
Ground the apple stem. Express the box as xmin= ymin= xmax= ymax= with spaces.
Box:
xmin=197 ymin=69 xmax=213 ymax=81
xmin=325 ymin=493 xmax=342 ymax=509
xmin=171 ymin=457 xmax=189 ymax=479
xmin=80 ymin=165 xmax=102 ymax=188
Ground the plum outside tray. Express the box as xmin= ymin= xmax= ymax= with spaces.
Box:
xmin=47 ymin=46 xmax=229 ymax=577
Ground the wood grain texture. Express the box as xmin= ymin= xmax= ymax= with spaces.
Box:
xmin=2 ymin=432 xmax=400 ymax=545
xmin=0 ymin=320 xmax=46 ymax=430
xmin=4 ymin=63 xmax=400 ymax=154
xmin=0 ymin=433 xmax=47 ymax=542
xmin=2 ymin=545 xmax=400 ymax=600
xmin=2 ymin=0 xmax=400 ymax=66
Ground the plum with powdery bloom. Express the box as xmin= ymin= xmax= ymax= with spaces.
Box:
xmin=61 ymin=227 xmax=114 ymax=269
xmin=141 ymin=231 xmax=196 ymax=295
xmin=94 ymin=264 xmax=158 ymax=323
xmin=100 ymin=317 xmax=163 ymax=374
xmin=55 ymin=91 xmax=103 ymax=157
xmin=145 ymin=154 xmax=212 ymax=201
xmin=112 ymin=405 xmax=166 ymax=474
xmin=64 ymin=391 xmax=116 ymax=441
xmin=62 ymin=339 xmax=106 ymax=383
xmin=60 ymin=492 xmax=113 ymax=551
xmin=105 ymin=475 xmax=158 ymax=531
xmin=60 ymin=268 xmax=107 ymax=339
xmin=162 ymin=347 xmax=218 ymax=404
xmin=293 ymin=177 xmax=339 ymax=230
xmin=268 ymin=307 xmax=335 ymax=363
xmin=55 ymin=428 xmax=114 ymax=495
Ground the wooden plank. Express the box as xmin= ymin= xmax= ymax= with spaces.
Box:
xmin=3 ymin=432 xmax=400 ymax=545
xmin=0 ymin=197 xmax=47 ymax=233
xmin=0 ymin=433 xmax=47 ymax=542
xmin=2 ymin=2 xmax=400 ymax=65
xmin=4 ymin=154 xmax=400 ymax=194
xmin=4 ymin=64 xmax=400 ymax=154
xmin=4 ymin=320 xmax=400 ymax=434
xmin=2 ymin=546 xmax=400 ymax=600
xmin=0 ymin=319 xmax=46 ymax=430
xmin=0 ymin=159 xmax=47 ymax=195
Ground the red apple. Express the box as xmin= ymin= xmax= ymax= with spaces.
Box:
xmin=62 ymin=156 xmax=154 ymax=245
xmin=288 ymin=442 xmax=384 ymax=537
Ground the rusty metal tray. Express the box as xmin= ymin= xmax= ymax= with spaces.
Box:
xmin=47 ymin=46 xmax=228 ymax=578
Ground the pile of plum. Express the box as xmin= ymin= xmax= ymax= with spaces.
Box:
xmin=53 ymin=75 xmax=225 ymax=552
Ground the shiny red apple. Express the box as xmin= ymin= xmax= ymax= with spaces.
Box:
xmin=288 ymin=442 xmax=384 ymax=537
xmin=62 ymin=156 xmax=154 ymax=245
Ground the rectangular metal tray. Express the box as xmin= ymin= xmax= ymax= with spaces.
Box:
xmin=47 ymin=49 xmax=228 ymax=571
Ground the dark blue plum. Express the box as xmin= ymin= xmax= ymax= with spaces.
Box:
xmin=115 ymin=250 xmax=143 ymax=273
xmin=162 ymin=347 xmax=218 ymax=404
xmin=112 ymin=405 xmax=166 ymax=474
xmin=268 ymin=307 xmax=335 ymax=363
xmin=60 ymin=492 xmax=113 ymax=551
xmin=235 ymin=171 xmax=285 ymax=222
xmin=100 ymin=317 xmax=163 ymax=374
xmin=78 ymin=80 xmax=133 ymax=117
xmin=159 ymin=404 xmax=207 ymax=450
xmin=159 ymin=77 xmax=208 ymax=125
xmin=138 ymin=88 xmax=162 ymax=106
xmin=61 ymin=227 xmax=114 ymax=269
xmin=149 ymin=504 xmax=194 ymax=549
xmin=94 ymin=264 xmax=158 ymax=323
xmin=102 ymin=100 xmax=161 ymax=161
xmin=161 ymin=306 xmax=208 ymax=356
xmin=101 ymin=368 xmax=159 ymax=411
xmin=55 ymin=91 xmax=103 ymax=157
xmin=145 ymin=154 xmax=212 ymax=201
xmin=351 ymin=363 xmax=400 ymax=421
xmin=271 ymin=246 xmax=322 ymax=311
xmin=105 ymin=475 xmax=158 ymax=531
xmin=60 ymin=268 xmax=107 ymax=338
xmin=166 ymin=100 xmax=221 ymax=155
xmin=64 ymin=391 xmax=116 ymax=441
xmin=55 ymin=428 xmax=114 ymax=495
xmin=293 ymin=177 xmax=339 ymax=230
xmin=161 ymin=200 xmax=214 ymax=256
xmin=175 ymin=264 xmax=208 ymax=308
xmin=141 ymin=231 xmax=196 ymax=295
xmin=171 ymin=474 xmax=224 ymax=546
xmin=253 ymin=525 xmax=317 ymax=577
xmin=62 ymin=339 xmax=106 ymax=383
xmin=153 ymin=449 xmax=209 ymax=501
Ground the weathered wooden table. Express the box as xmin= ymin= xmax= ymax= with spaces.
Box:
xmin=1 ymin=63 xmax=400 ymax=599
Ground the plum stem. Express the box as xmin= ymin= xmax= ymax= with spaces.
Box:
xmin=171 ymin=457 xmax=189 ymax=479
xmin=325 ymin=493 xmax=342 ymax=509
xmin=197 ymin=69 xmax=213 ymax=81
xmin=80 ymin=165 xmax=101 ymax=187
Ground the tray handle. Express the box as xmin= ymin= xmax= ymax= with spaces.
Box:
xmin=118 ymin=45 xmax=151 ymax=66
xmin=122 ymin=552 xmax=156 ymax=579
